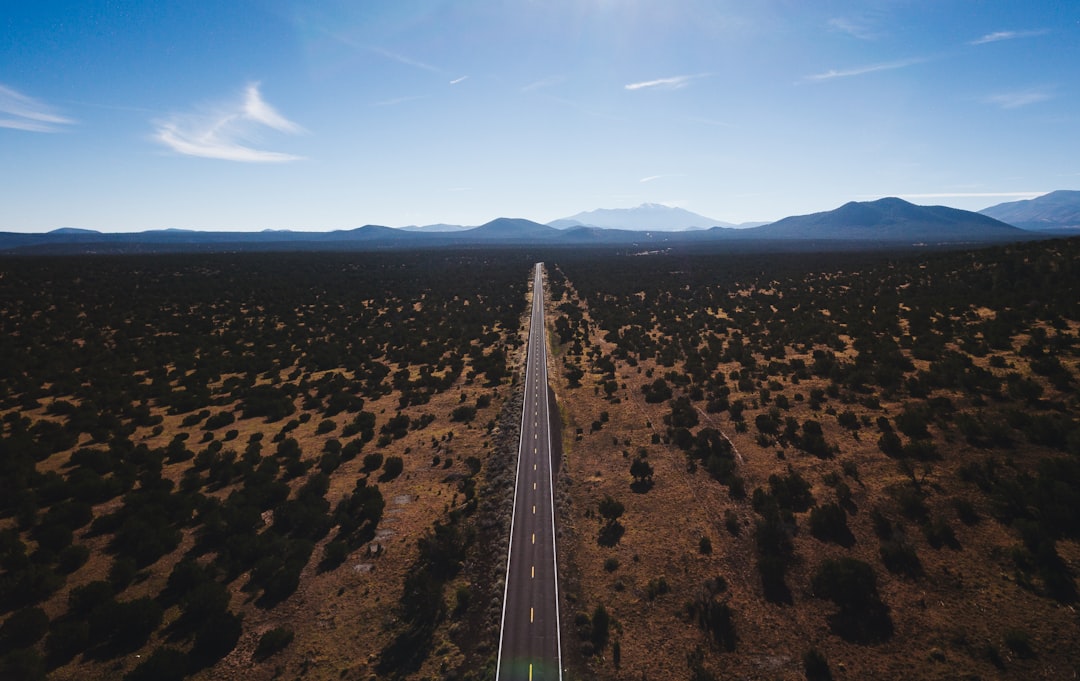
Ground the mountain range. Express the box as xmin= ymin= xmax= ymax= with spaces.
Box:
xmin=3 ymin=193 xmax=1077 ymax=255
xmin=755 ymin=197 xmax=1023 ymax=241
xmin=547 ymin=203 xmax=763 ymax=231
xmin=979 ymin=190 xmax=1080 ymax=232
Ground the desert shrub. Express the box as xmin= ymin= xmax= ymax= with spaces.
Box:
xmin=811 ymin=558 xmax=892 ymax=643
xmin=56 ymin=544 xmax=90 ymax=574
xmin=451 ymin=405 xmax=476 ymax=423
xmin=240 ymin=385 xmax=295 ymax=422
xmin=590 ymin=604 xmax=610 ymax=651
xmin=880 ymin=539 xmax=922 ymax=579
xmin=190 ymin=610 xmax=242 ymax=668
xmin=204 ymin=411 xmax=235 ymax=430
xmin=1003 ymin=627 xmax=1035 ymax=659
xmin=0 ymin=648 xmax=46 ymax=681
xmin=44 ymin=619 xmax=89 ymax=665
xmin=380 ymin=456 xmax=404 ymax=482
xmin=123 ymin=646 xmax=188 ymax=681
xmin=89 ymin=596 xmax=163 ymax=652
xmin=646 ymin=576 xmax=670 ymax=600
xmin=253 ymin=626 xmax=294 ymax=662
xmin=803 ymin=648 xmax=833 ymax=681
xmin=923 ymin=515 xmax=959 ymax=549
xmin=0 ymin=606 xmax=49 ymax=651
xmin=809 ymin=503 xmax=854 ymax=547
xmin=724 ymin=509 xmax=741 ymax=536
xmin=686 ymin=577 xmax=736 ymax=652
xmin=753 ymin=506 xmax=794 ymax=604
xmin=362 ymin=452 xmax=383 ymax=472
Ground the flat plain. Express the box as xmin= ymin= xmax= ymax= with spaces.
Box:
xmin=1 ymin=240 xmax=1079 ymax=681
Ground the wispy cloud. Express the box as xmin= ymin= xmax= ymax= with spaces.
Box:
xmin=683 ymin=115 xmax=732 ymax=127
xmin=373 ymin=95 xmax=428 ymax=107
xmin=804 ymin=57 xmax=926 ymax=82
xmin=639 ymin=174 xmax=685 ymax=183
xmin=0 ymin=84 xmax=76 ymax=132
xmin=521 ymin=76 xmax=564 ymax=93
xmin=970 ymin=29 xmax=1048 ymax=45
xmin=625 ymin=74 xmax=707 ymax=91
xmin=368 ymin=46 xmax=440 ymax=73
xmin=828 ymin=17 xmax=878 ymax=40
xmin=449 ymin=76 xmax=468 ymax=85
xmin=983 ymin=89 xmax=1053 ymax=109
xmin=154 ymin=83 xmax=305 ymax=163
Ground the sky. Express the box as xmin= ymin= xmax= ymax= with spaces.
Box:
xmin=2 ymin=0 xmax=1079 ymax=232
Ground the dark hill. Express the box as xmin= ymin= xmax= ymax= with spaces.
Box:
xmin=459 ymin=218 xmax=561 ymax=241
xmin=754 ymin=197 xmax=1026 ymax=242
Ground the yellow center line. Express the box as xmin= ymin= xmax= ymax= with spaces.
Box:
xmin=530 ymin=607 xmax=534 ymax=623
xmin=533 ymin=482 xmax=537 ymax=490
xmin=532 ymin=504 xmax=536 ymax=514
xmin=529 ymin=663 xmax=533 ymax=681
xmin=532 ymin=565 xmax=535 ymax=578
xmin=532 ymin=533 xmax=535 ymax=544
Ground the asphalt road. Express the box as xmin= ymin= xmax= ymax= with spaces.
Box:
xmin=496 ymin=263 xmax=563 ymax=681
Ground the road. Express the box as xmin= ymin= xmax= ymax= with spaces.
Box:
xmin=496 ymin=263 xmax=563 ymax=681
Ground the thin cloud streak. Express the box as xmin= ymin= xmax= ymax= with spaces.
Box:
xmin=805 ymin=57 xmax=926 ymax=82
xmin=828 ymin=17 xmax=878 ymax=40
xmin=984 ymin=89 xmax=1053 ymax=109
xmin=970 ymin=29 xmax=1048 ymax=45
xmin=625 ymin=74 xmax=706 ymax=91
xmin=154 ymin=83 xmax=304 ymax=163
xmin=521 ymin=76 xmax=564 ymax=93
xmin=449 ymin=76 xmax=468 ymax=85
xmin=367 ymin=46 xmax=440 ymax=73
xmin=0 ymin=84 xmax=76 ymax=132
xmin=639 ymin=174 xmax=685 ymax=183
xmin=373 ymin=95 xmax=428 ymax=107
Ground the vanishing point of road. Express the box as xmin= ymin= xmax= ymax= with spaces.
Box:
xmin=496 ymin=263 xmax=563 ymax=681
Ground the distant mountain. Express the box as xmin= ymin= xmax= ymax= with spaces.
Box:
xmin=399 ymin=223 xmax=471 ymax=233
xmin=754 ymin=197 xmax=1026 ymax=242
xmin=979 ymin=190 xmax=1080 ymax=232
xmin=548 ymin=203 xmax=731 ymax=231
xmin=50 ymin=227 xmax=101 ymax=235
xmin=0 ymin=199 xmax=1050 ymax=254
xmin=460 ymin=218 xmax=561 ymax=241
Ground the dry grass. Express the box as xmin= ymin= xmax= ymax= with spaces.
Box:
xmin=546 ymin=269 xmax=1080 ymax=681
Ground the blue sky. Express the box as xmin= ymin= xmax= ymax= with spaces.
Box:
xmin=3 ymin=0 xmax=1078 ymax=232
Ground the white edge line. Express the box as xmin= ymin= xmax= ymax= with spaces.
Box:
xmin=494 ymin=263 xmax=535 ymax=680
xmin=539 ymin=263 xmax=565 ymax=680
